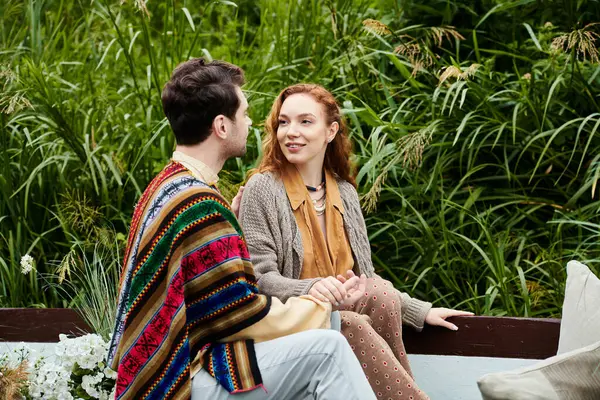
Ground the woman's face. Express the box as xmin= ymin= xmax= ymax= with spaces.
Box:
xmin=276 ymin=93 xmax=338 ymax=168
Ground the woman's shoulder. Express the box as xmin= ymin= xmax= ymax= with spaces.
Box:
xmin=247 ymin=171 xmax=279 ymax=187
xmin=245 ymin=171 xmax=284 ymax=197
xmin=335 ymin=177 xmax=359 ymax=199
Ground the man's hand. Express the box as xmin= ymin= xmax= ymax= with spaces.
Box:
xmin=231 ymin=186 xmax=244 ymax=218
xmin=308 ymin=276 xmax=351 ymax=307
xmin=425 ymin=308 xmax=474 ymax=331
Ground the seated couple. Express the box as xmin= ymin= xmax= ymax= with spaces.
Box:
xmin=107 ymin=58 xmax=472 ymax=400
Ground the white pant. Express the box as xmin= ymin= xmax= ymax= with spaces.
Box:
xmin=192 ymin=313 xmax=375 ymax=400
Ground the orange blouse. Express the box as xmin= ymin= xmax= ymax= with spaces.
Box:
xmin=280 ymin=163 xmax=354 ymax=279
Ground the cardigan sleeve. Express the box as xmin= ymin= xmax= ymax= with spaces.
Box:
xmin=239 ymin=173 xmax=321 ymax=302
xmin=339 ymin=180 xmax=432 ymax=331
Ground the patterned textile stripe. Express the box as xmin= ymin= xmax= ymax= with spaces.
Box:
xmin=127 ymin=198 xmax=227 ymax=312
xmin=117 ymin=329 xmax=186 ymax=397
xmin=211 ymin=342 xmax=240 ymax=391
xmin=116 ymin=294 xmax=185 ymax=395
xmin=205 ymin=339 xmax=265 ymax=393
xmin=181 ymin=233 xmax=250 ymax=282
xmin=120 ymin=162 xmax=186 ymax=289
xmin=123 ymin=212 xmax=220 ymax=326
xmin=119 ymin=330 xmax=190 ymax=399
xmin=141 ymin=335 xmax=190 ymax=399
xmin=134 ymin=193 xmax=232 ymax=272
xmin=187 ymin=281 xmax=260 ymax=331
xmin=120 ymin=215 xmax=246 ymax=349
xmin=109 ymin=166 xmax=193 ymax=368
xmin=183 ymin=261 xmax=257 ymax=297
xmin=134 ymin=184 xmax=208 ymax=260
xmin=122 ymin=232 xmax=255 ymax=355
xmin=189 ymin=295 xmax=271 ymax=357
xmin=116 ymin=261 xmax=186 ymax=364
xmin=113 ymin=173 xmax=271 ymax=399
xmin=186 ymin=270 xmax=253 ymax=310
xmin=233 ymin=339 xmax=262 ymax=391
xmin=134 ymin=189 xmax=230 ymax=263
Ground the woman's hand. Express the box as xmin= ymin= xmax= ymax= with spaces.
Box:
xmin=231 ymin=186 xmax=245 ymax=218
xmin=424 ymin=308 xmax=474 ymax=331
xmin=336 ymin=270 xmax=367 ymax=307
xmin=308 ymin=271 xmax=367 ymax=310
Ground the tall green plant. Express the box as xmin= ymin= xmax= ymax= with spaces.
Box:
xmin=1 ymin=0 xmax=599 ymax=317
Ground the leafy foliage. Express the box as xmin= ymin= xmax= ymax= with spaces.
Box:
xmin=1 ymin=0 xmax=599 ymax=317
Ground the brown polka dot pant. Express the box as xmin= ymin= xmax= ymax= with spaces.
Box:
xmin=340 ymin=277 xmax=429 ymax=400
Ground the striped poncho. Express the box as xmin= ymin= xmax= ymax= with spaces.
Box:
xmin=108 ymin=162 xmax=272 ymax=399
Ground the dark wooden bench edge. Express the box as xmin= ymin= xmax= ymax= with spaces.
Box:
xmin=403 ymin=315 xmax=560 ymax=359
xmin=0 ymin=309 xmax=560 ymax=359
xmin=0 ymin=308 xmax=91 ymax=342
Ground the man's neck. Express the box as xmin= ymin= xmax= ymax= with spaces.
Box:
xmin=175 ymin=143 xmax=224 ymax=174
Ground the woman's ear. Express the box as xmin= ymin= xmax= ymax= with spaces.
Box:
xmin=327 ymin=121 xmax=339 ymax=143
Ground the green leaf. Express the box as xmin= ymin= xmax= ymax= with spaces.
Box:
xmin=182 ymin=7 xmax=195 ymax=32
xmin=522 ymin=23 xmax=542 ymax=51
xmin=475 ymin=0 xmax=536 ymax=29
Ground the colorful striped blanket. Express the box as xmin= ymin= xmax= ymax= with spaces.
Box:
xmin=108 ymin=162 xmax=271 ymax=399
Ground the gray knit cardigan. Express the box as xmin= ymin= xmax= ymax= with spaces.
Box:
xmin=239 ymin=172 xmax=432 ymax=330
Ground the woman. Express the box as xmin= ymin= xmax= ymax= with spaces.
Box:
xmin=238 ymin=84 xmax=472 ymax=400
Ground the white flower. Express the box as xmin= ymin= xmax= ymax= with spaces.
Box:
xmin=103 ymin=366 xmax=117 ymax=380
xmin=25 ymin=333 xmax=116 ymax=399
xmin=82 ymin=372 xmax=105 ymax=398
xmin=29 ymin=384 xmax=42 ymax=398
xmin=45 ymin=370 xmax=58 ymax=384
xmin=28 ymin=361 xmax=72 ymax=400
xmin=20 ymin=254 xmax=34 ymax=274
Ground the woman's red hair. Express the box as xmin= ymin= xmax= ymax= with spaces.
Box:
xmin=255 ymin=83 xmax=356 ymax=187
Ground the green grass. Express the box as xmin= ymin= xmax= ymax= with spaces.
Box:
xmin=1 ymin=0 xmax=599 ymax=319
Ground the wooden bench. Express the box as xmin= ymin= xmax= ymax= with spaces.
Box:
xmin=404 ymin=315 xmax=560 ymax=359
xmin=0 ymin=309 xmax=561 ymax=399
xmin=0 ymin=308 xmax=92 ymax=342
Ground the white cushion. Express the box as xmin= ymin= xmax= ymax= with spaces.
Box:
xmin=558 ymin=260 xmax=600 ymax=354
xmin=478 ymin=339 xmax=600 ymax=399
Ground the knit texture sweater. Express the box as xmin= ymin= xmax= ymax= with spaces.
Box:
xmin=239 ymin=171 xmax=432 ymax=331
xmin=108 ymin=162 xmax=272 ymax=399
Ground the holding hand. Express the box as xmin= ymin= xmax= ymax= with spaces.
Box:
xmin=308 ymin=270 xmax=367 ymax=310
xmin=309 ymin=276 xmax=350 ymax=307
xmin=231 ymin=186 xmax=244 ymax=218
xmin=425 ymin=308 xmax=474 ymax=331
xmin=336 ymin=270 xmax=367 ymax=306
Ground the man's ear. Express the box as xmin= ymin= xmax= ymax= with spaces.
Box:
xmin=326 ymin=121 xmax=339 ymax=143
xmin=212 ymin=115 xmax=228 ymax=140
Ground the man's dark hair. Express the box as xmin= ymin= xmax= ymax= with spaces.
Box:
xmin=161 ymin=58 xmax=245 ymax=145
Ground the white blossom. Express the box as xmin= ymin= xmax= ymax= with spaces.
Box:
xmin=26 ymin=333 xmax=117 ymax=399
xmin=82 ymin=372 xmax=103 ymax=398
xmin=103 ymin=366 xmax=117 ymax=380
xmin=20 ymin=254 xmax=34 ymax=274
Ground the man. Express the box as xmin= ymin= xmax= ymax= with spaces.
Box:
xmin=107 ymin=58 xmax=375 ymax=400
